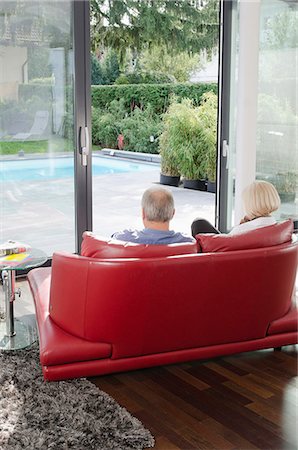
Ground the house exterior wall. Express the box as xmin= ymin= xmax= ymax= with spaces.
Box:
xmin=0 ymin=45 xmax=27 ymax=101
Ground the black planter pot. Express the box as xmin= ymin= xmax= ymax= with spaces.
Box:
xmin=207 ymin=180 xmax=216 ymax=193
xmin=183 ymin=179 xmax=207 ymax=191
xmin=160 ymin=173 xmax=180 ymax=187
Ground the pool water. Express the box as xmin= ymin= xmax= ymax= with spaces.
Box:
xmin=0 ymin=156 xmax=158 ymax=182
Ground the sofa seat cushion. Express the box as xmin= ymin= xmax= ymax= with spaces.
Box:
xmin=27 ymin=267 xmax=112 ymax=367
xmin=267 ymin=306 xmax=298 ymax=335
xmin=196 ymin=219 xmax=293 ymax=253
xmin=81 ymin=231 xmax=198 ymax=258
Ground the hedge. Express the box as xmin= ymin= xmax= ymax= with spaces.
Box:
xmin=19 ymin=83 xmax=53 ymax=102
xmin=19 ymin=82 xmax=218 ymax=116
xmin=91 ymin=82 xmax=218 ymax=115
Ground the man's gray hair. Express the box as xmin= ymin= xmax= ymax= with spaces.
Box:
xmin=141 ymin=187 xmax=175 ymax=222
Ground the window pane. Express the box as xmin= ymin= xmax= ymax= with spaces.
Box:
xmin=257 ymin=0 xmax=298 ymax=224
xmin=0 ymin=1 xmax=75 ymax=256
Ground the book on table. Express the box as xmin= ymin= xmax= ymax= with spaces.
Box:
xmin=0 ymin=252 xmax=30 ymax=267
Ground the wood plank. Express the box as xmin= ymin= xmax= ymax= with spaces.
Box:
xmin=93 ymin=379 xmax=142 ymax=413
xmin=140 ymin=378 xmax=208 ymax=422
xmin=187 ymin=363 xmax=230 ymax=385
xmin=180 ymin=420 xmax=236 ymax=450
xmin=166 ymin=365 xmax=210 ymax=390
xmin=199 ymin=417 xmax=259 ymax=450
xmin=90 ymin=346 xmax=298 ymax=449
xmin=113 ymin=375 xmax=200 ymax=432
xmin=136 ymin=410 xmax=199 ymax=450
xmin=154 ymin=436 xmax=181 ymax=450
xmin=146 ymin=369 xmax=286 ymax=449
xmin=202 ymin=361 xmax=274 ymax=399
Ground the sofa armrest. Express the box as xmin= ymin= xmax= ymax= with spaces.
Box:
xmin=49 ymin=252 xmax=92 ymax=340
xmin=28 ymin=266 xmax=111 ymax=366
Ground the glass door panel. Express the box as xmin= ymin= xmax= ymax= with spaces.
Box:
xmin=0 ymin=1 xmax=75 ymax=256
xmin=90 ymin=1 xmax=219 ymax=238
xmin=257 ymin=0 xmax=298 ymax=225
xmin=219 ymin=0 xmax=297 ymax=231
xmin=218 ymin=0 xmax=239 ymax=232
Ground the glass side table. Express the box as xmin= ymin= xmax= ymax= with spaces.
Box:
xmin=0 ymin=248 xmax=47 ymax=351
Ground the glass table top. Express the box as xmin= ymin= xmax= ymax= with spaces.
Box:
xmin=0 ymin=248 xmax=47 ymax=271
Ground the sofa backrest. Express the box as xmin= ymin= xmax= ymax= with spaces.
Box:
xmin=196 ymin=219 xmax=293 ymax=253
xmin=49 ymin=240 xmax=298 ymax=360
xmin=81 ymin=232 xmax=198 ymax=258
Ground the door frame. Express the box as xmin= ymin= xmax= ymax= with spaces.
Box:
xmin=73 ymin=0 xmax=92 ymax=253
xmin=216 ymin=0 xmax=233 ymax=232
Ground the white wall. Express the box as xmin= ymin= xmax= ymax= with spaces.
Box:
xmin=0 ymin=46 xmax=27 ymax=101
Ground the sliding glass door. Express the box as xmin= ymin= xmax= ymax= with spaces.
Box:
xmin=256 ymin=0 xmax=297 ymax=225
xmin=218 ymin=0 xmax=297 ymax=231
xmin=0 ymin=1 xmax=91 ymax=256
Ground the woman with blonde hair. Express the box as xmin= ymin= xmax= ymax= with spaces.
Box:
xmin=230 ymin=180 xmax=280 ymax=234
xmin=191 ymin=180 xmax=281 ymax=236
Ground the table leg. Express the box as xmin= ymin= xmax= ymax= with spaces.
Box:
xmin=0 ymin=270 xmax=37 ymax=351
xmin=3 ymin=270 xmax=16 ymax=337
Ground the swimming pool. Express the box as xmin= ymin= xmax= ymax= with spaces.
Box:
xmin=0 ymin=155 xmax=158 ymax=182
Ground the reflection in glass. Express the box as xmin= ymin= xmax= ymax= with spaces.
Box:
xmin=0 ymin=1 xmax=75 ymax=256
xmin=257 ymin=0 xmax=298 ymax=224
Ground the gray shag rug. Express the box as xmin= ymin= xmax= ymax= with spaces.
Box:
xmin=0 ymin=344 xmax=154 ymax=449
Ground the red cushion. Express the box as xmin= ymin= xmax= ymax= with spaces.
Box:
xmin=81 ymin=232 xmax=198 ymax=258
xmin=196 ymin=219 xmax=293 ymax=253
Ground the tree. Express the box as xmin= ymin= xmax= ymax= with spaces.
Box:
xmin=264 ymin=9 xmax=298 ymax=49
xmin=139 ymin=45 xmax=201 ymax=82
xmin=91 ymin=50 xmax=120 ymax=85
xmin=91 ymin=54 xmax=106 ymax=85
xmin=104 ymin=50 xmax=120 ymax=84
xmin=90 ymin=0 xmax=219 ymax=62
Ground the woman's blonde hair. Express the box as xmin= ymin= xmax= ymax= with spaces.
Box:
xmin=242 ymin=180 xmax=280 ymax=220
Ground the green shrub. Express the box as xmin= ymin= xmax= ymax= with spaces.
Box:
xmin=119 ymin=106 xmax=162 ymax=154
xmin=19 ymin=83 xmax=52 ymax=103
xmin=159 ymin=95 xmax=217 ymax=180
xmin=114 ymin=74 xmax=130 ymax=85
xmin=107 ymin=98 xmax=127 ymax=120
xmin=29 ymin=77 xmax=53 ymax=85
xmin=199 ymin=92 xmax=218 ymax=181
xmin=92 ymin=112 xmax=120 ymax=148
xmin=92 ymin=102 xmax=162 ymax=153
xmin=159 ymin=98 xmax=200 ymax=179
xmin=115 ymin=71 xmax=175 ymax=85
xmin=92 ymin=98 xmax=128 ymax=146
xmin=159 ymin=129 xmax=181 ymax=176
xmin=0 ymin=96 xmax=51 ymax=135
xmin=91 ymin=82 xmax=217 ymax=115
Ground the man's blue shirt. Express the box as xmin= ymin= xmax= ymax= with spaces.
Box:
xmin=112 ymin=228 xmax=195 ymax=245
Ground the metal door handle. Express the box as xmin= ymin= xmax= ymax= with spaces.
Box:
xmin=222 ymin=139 xmax=229 ymax=169
xmin=79 ymin=126 xmax=89 ymax=167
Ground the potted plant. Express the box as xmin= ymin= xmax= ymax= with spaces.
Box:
xmin=179 ymin=139 xmax=207 ymax=191
xmin=200 ymin=92 xmax=218 ymax=193
xmin=274 ymin=172 xmax=297 ymax=203
xmin=159 ymin=115 xmax=181 ymax=187
xmin=159 ymin=98 xmax=207 ymax=190
xmin=159 ymin=149 xmax=181 ymax=187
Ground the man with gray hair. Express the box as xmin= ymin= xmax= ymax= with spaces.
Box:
xmin=112 ymin=186 xmax=194 ymax=244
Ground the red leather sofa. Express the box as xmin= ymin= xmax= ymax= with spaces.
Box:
xmin=28 ymin=221 xmax=298 ymax=381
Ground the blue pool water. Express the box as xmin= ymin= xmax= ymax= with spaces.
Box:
xmin=0 ymin=156 xmax=157 ymax=182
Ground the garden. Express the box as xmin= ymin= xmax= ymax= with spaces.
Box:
xmin=1 ymin=0 xmax=296 ymax=199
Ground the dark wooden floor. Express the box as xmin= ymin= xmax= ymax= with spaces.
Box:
xmin=91 ymin=346 xmax=298 ymax=450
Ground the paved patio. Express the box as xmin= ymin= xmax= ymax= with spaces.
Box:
xmin=1 ymin=155 xmax=215 ymax=256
